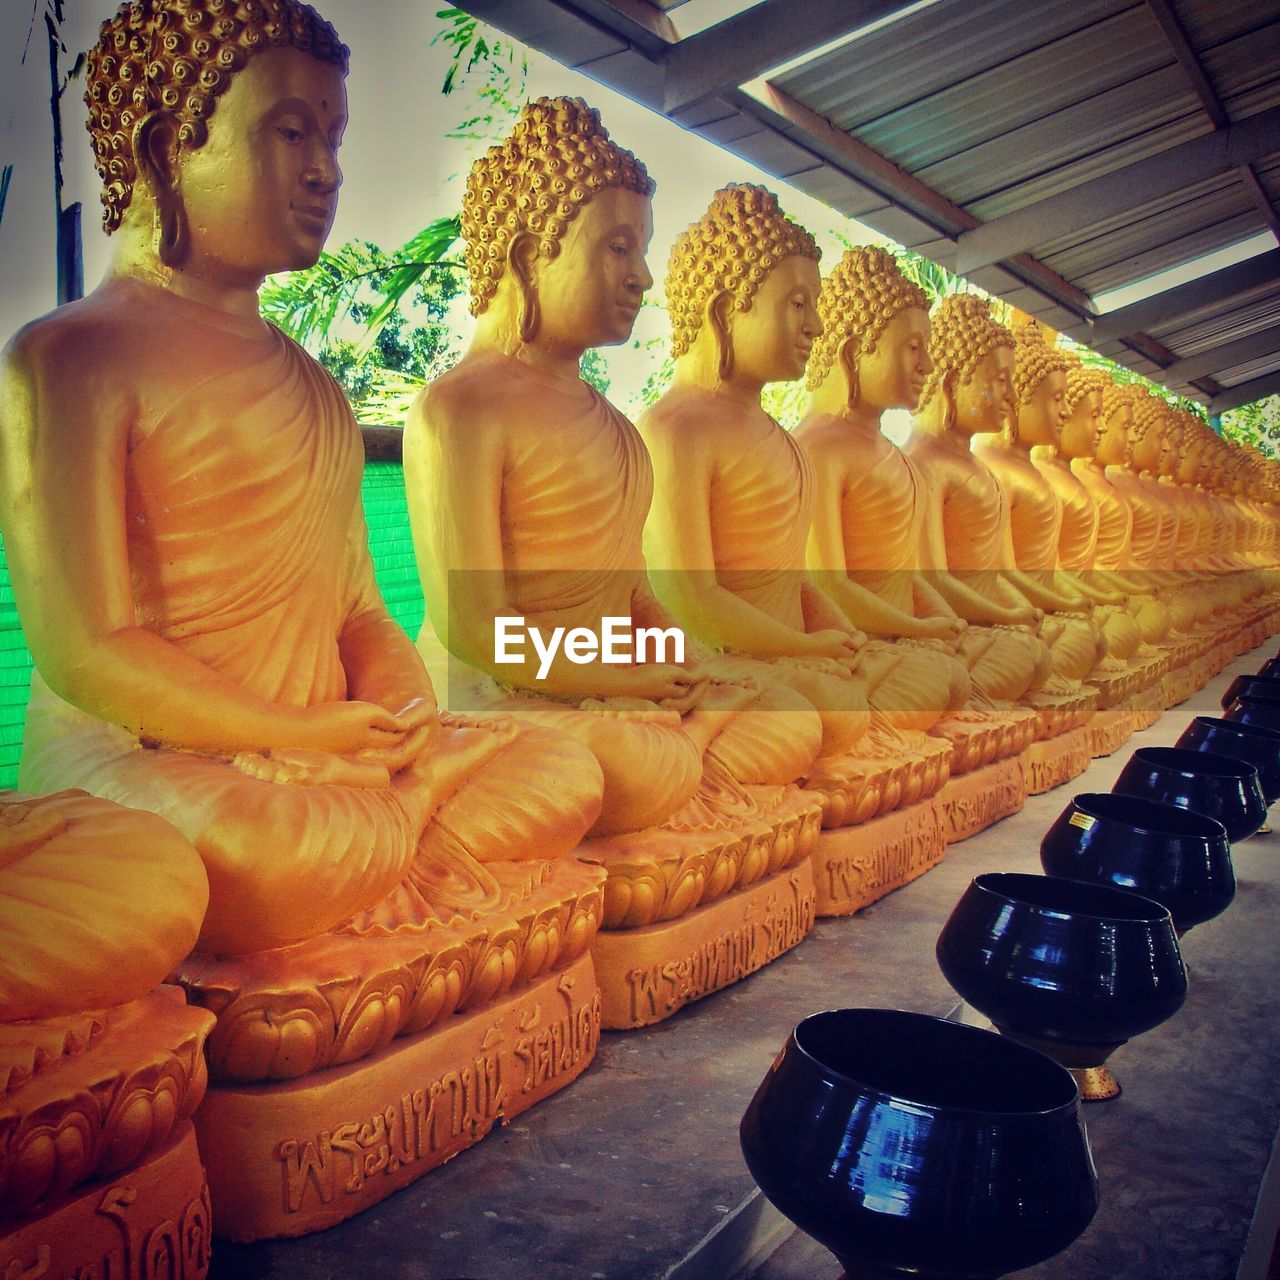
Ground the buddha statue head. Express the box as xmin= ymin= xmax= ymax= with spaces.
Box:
xmin=666 ymin=183 xmax=821 ymax=391
xmin=1128 ymin=389 xmax=1169 ymax=474
xmin=463 ymin=96 xmax=655 ymax=357
xmin=804 ymin=245 xmax=931 ymax=419
xmin=1007 ymin=316 xmax=1070 ymax=448
xmin=86 ymin=0 xmax=348 ymax=282
xmin=1096 ymin=378 xmax=1138 ymax=467
xmin=915 ymin=293 xmax=1014 ymax=439
xmin=1059 ymin=354 xmax=1109 ymax=461
xmin=1174 ymin=410 xmax=1206 ymax=484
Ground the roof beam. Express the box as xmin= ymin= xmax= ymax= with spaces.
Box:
xmin=1161 ymin=325 xmax=1280 ymax=383
xmin=661 ymin=0 xmax=918 ymax=113
xmin=1210 ymin=371 xmax=1280 ymax=416
xmin=954 ymin=105 xmax=1280 ymax=273
xmin=1145 ymin=0 xmax=1280 ymax=247
xmin=1089 ymin=248 xmax=1280 ymax=341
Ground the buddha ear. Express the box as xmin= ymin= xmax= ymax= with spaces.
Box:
xmin=134 ymin=112 xmax=187 ymax=266
xmin=837 ymin=338 xmax=861 ymax=405
xmin=508 ymin=232 xmax=541 ymax=344
xmin=708 ymin=290 xmax=734 ymax=382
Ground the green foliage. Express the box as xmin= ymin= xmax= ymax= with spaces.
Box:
xmin=579 ymin=349 xmax=612 ymax=397
xmin=433 ymin=7 xmax=528 ymax=143
xmin=893 ymin=249 xmax=974 ymax=304
xmin=1221 ymin=395 xmax=1280 ymax=459
xmin=260 ymin=235 xmax=466 ymax=424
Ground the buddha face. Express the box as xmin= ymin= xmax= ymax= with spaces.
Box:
xmin=727 ymin=254 xmax=823 ymax=386
xmin=529 ymin=185 xmax=653 ymax=353
xmin=952 ymin=345 xmax=1013 ymax=437
xmin=172 ymin=46 xmax=346 ymax=284
xmin=856 ymin=305 xmax=932 ymax=412
xmin=1130 ymin=418 xmax=1163 ymax=472
xmin=1096 ymin=397 xmax=1131 ymax=466
xmin=1018 ymin=369 xmax=1067 ymax=447
xmin=1060 ymin=388 xmax=1102 ymax=460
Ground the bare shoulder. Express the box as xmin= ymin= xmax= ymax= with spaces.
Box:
xmin=793 ymin=412 xmax=858 ymax=468
xmin=411 ymin=354 xmax=539 ymax=451
xmin=638 ymin=385 xmax=744 ymax=452
xmin=3 ymin=291 xmax=132 ymax=385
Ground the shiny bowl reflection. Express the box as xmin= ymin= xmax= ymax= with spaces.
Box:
xmin=1041 ymin=791 xmax=1236 ymax=933
xmin=740 ymin=1008 xmax=1098 ymax=1280
xmin=1112 ymin=746 xmax=1264 ymax=843
xmin=1177 ymin=715 xmax=1280 ymax=804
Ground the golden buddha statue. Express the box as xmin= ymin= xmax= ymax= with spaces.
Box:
xmin=1 ymin=2 xmax=607 ymax=1239
xmin=1071 ymin=378 xmax=1174 ymax=648
xmin=794 ymin=246 xmax=1025 ymax=777
xmin=904 ymin=295 xmax=1094 ymax=744
xmin=973 ymin=319 xmax=1117 ymax=706
xmin=406 ymin=103 xmax=819 ymax=1022
xmin=0 ymin=790 xmax=214 ymax=1275
xmin=639 ymin=191 xmax=949 ymax=828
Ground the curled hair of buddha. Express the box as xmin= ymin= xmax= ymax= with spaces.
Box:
xmin=1062 ymin=351 xmax=1109 ymax=412
xmin=86 ymin=0 xmax=348 ymax=235
xmin=1128 ymin=388 xmax=1169 ymax=444
xmin=667 ymin=183 xmax=819 ymax=359
xmin=805 ymin=246 xmax=928 ymax=391
xmin=1101 ymin=378 xmax=1140 ymax=422
xmin=1010 ymin=316 xmax=1070 ymax=406
xmin=917 ymin=293 xmax=1013 ymax=413
xmin=463 ymin=96 xmax=653 ymax=318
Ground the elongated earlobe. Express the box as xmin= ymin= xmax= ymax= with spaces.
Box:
xmin=134 ymin=112 xmax=188 ymax=267
xmin=508 ymin=233 xmax=541 ymax=345
xmin=709 ymin=291 xmax=734 ymax=383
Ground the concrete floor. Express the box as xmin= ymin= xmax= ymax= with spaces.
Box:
xmin=209 ymin=638 xmax=1280 ymax=1280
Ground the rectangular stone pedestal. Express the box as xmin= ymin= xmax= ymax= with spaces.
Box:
xmin=196 ymin=952 xmax=600 ymax=1242
xmin=1130 ymin=681 xmax=1166 ymax=731
xmin=0 ymin=1125 xmax=211 ymax=1280
xmin=937 ymin=754 xmax=1027 ymax=842
xmin=1023 ymin=724 xmax=1093 ymax=795
xmin=1089 ymin=702 xmax=1137 ymax=757
xmin=811 ymin=798 xmax=945 ymax=917
xmin=593 ymin=862 xmax=815 ymax=1030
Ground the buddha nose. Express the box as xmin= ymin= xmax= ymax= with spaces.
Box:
xmin=306 ymin=139 xmax=342 ymax=192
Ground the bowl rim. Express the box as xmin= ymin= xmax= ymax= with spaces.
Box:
xmin=1072 ymin=789 xmax=1230 ymax=841
xmin=1124 ymin=745 xmax=1258 ymax=783
xmin=1182 ymin=716 xmax=1280 ymax=747
xmin=789 ymin=1007 xmax=1081 ymax=1118
xmin=970 ymin=870 xmax=1174 ymax=925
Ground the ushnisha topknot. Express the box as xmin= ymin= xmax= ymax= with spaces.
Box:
xmin=86 ymin=0 xmax=348 ymax=235
xmin=917 ymin=293 xmax=1013 ymax=413
xmin=805 ymin=246 xmax=928 ymax=391
xmin=1010 ymin=316 xmax=1071 ymax=407
xmin=1061 ymin=349 xmax=1110 ymax=412
xmin=462 ymin=96 xmax=654 ymax=318
xmin=666 ymin=183 xmax=819 ymax=359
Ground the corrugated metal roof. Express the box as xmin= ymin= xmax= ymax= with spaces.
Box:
xmin=459 ymin=0 xmax=1280 ymax=410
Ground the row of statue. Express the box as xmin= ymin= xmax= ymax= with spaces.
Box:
xmin=2 ymin=0 xmax=1277 ymax=1264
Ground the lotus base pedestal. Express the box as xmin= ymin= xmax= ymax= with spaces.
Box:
xmin=811 ymin=798 xmax=945 ymax=917
xmin=0 ymin=1125 xmax=211 ymax=1280
xmin=1024 ymin=725 xmax=1093 ymax=795
xmin=1130 ymin=681 xmax=1167 ymax=731
xmin=196 ymin=951 xmax=601 ymax=1241
xmin=937 ymin=755 xmax=1027 ymax=842
xmin=594 ymin=862 xmax=815 ymax=1029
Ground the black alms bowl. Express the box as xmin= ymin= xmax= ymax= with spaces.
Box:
xmin=1112 ymin=746 xmax=1264 ymax=843
xmin=1220 ymin=674 xmax=1280 ymax=711
xmin=1254 ymin=657 xmax=1280 ymax=680
xmin=1042 ymin=791 xmax=1236 ymax=933
xmin=1223 ymin=694 xmax=1280 ymax=738
xmin=740 ymin=1008 xmax=1098 ymax=1280
xmin=937 ymin=872 xmax=1187 ymax=1051
xmin=1177 ymin=715 xmax=1280 ymax=804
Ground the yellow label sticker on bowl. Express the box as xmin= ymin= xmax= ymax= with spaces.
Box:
xmin=1068 ymin=812 xmax=1096 ymax=831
